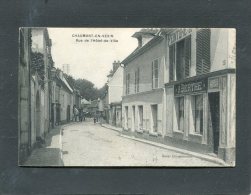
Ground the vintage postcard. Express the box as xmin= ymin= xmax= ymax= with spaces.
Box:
xmin=18 ymin=28 xmax=236 ymax=167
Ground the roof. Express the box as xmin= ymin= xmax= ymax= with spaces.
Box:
xmin=132 ymin=28 xmax=159 ymax=38
xmin=54 ymin=69 xmax=73 ymax=93
xmin=81 ymin=98 xmax=91 ymax=105
xmin=122 ymin=35 xmax=164 ymax=65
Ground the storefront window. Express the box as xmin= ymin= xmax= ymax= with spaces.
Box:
xmin=192 ymin=94 xmax=203 ymax=134
xmin=176 ymin=97 xmax=184 ymax=131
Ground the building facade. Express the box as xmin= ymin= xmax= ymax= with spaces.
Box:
xmin=18 ymin=27 xmax=54 ymax=163
xmin=18 ymin=28 xmax=32 ymax=163
xmin=121 ymin=28 xmax=236 ymax=164
xmin=106 ymin=61 xmax=123 ymax=127
xmin=164 ymin=28 xmax=236 ymax=164
xmin=51 ymin=69 xmax=76 ymax=125
xmin=122 ymin=29 xmax=166 ymax=135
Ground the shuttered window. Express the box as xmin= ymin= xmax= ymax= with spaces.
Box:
xmin=196 ymin=29 xmax=211 ymax=75
xmin=184 ymin=36 xmax=191 ymax=78
xmin=134 ymin=71 xmax=137 ymax=93
xmin=169 ymin=36 xmax=191 ymax=82
xmin=134 ymin=68 xmax=140 ymax=93
xmin=126 ymin=73 xmax=130 ymax=95
xmin=152 ymin=59 xmax=159 ymax=89
xmin=137 ymin=68 xmax=140 ymax=92
xmin=169 ymin=44 xmax=175 ymax=81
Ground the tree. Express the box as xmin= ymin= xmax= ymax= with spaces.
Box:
xmin=63 ymin=73 xmax=107 ymax=101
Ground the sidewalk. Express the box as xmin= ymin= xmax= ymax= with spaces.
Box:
xmin=24 ymin=125 xmax=63 ymax=166
xmin=102 ymin=124 xmax=228 ymax=166
xmin=101 ymin=123 xmax=122 ymax=132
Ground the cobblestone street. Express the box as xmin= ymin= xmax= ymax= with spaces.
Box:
xmin=61 ymin=120 xmax=220 ymax=166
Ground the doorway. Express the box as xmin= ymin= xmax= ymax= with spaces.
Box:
xmin=125 ymin=106 xmax=128 ymax=129
xmin=208 ymin=92 xmax=220 ymax=154
xmin=132 ymin=106 xmax=135 ymax=131
xmin=138 ymin=105 xmax=143 ymax=130
xmin=151 ymin=104 xmax=158 ymax=132
xmin=35 ymin=92 xmax=41 ymax=139
xmin=67 ymin=105 xmax=70 ymax=122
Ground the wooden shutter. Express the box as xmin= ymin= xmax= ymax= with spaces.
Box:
xmin=184 ymin=36 xmax=191 ymax=78
xmin=137 ymin=68 xmax=140 ymax=92
xmin=128 ymin=74 xmax=130 ymax=94
xmin=196 ymin=29 xmax=211 ymax=75
xmin=151 ymin=62 xmax=154 ymax=88
xmin=169 ymin=45 xmax=175 ymax=81
xmin=134 ymin=71 xmax=137 ymax=93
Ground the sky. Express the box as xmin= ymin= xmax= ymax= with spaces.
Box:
xmin=48 ymin=28 xmax=140 ymax=88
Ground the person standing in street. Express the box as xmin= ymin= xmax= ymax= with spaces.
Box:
xmin=73 ymin=105 xmax=79 ymax=122
xmin=79 ymin=108 xmax=83 ymax=122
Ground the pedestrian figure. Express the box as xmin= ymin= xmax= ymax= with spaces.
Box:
xmin=93 ymin=115 xmax=96 ymax=124
xmin=79 ymin=108 xmax=83 ymax=122
xmin=73 ymin=105 xmax=79 ymax=122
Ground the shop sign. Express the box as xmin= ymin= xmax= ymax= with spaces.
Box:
xmin=174 ymin=78 xmax=208 ymax=95
xmin=168 ymin=28 xmax=193 ymax=45
xmin=209 ymin=77 xmax=220 ymax=89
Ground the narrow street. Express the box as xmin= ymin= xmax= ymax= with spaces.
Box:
xmin=61 ymin=120 xmax=220 ymax=166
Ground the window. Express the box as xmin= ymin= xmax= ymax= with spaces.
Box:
xmin=196 ymin=29 xmax=211 ymax=75
xmin=169 ymin=36 xmax=191 ymax=81
xmin=192 ymin=95 xmax=203 ymax=134
xmin=138 ymin=105 xmax=143 ymax=129
xmin=152 ymin=59 xmax=159 ymax=89
xmin=125 ymin=106 xmax=128 ymax=129
xmin=169 ymin=44 xmax=175 ymax=81
xmin=126 ymin=73 xmax=130 ymax=95
xmin=134 ymin=68 xmax=140 ymax=93
xmin=176 ymin=97 xmax=184 ymax=131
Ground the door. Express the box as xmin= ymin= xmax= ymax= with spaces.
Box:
xmin=67 ymin=105 xmax=70 ymax=122
xmin=132 ymin=106 xmax=135 ymax=131
xmin=151 ymin=104 xmax=158 ymax=132
xmin=208 ymin=92 xmax=220 ymax=154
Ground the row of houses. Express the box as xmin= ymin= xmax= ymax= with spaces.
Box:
xmin=103 ymin=28 xmax=236 ymax=164
xmin=18 ymin=28 xmax=81 ymax=163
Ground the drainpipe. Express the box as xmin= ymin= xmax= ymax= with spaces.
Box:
xmin=28 ymin=28 xmax=32 ymax=152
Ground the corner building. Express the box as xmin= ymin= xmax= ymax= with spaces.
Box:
xmin=164 ymin=28 xmax=236 ymax=164
xmin=122 ymin=28 xmax=236 ymax=165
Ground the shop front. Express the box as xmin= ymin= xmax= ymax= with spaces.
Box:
xmin=165 ymin=69 xmax=235 ymax=164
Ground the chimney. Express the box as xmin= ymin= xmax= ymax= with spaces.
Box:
xmin=137 ymin=37 xmax=143 ymax=47
xmin=113 ymin=60 xmax=120 ymax=72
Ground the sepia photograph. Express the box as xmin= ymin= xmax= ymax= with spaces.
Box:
xmin=18 ymin=28 xmax=236 ymax=167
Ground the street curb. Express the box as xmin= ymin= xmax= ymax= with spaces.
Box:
xmin=101 ymin=124 xmax=122 ymax=133
xmin=57 ymin=122 xmax=78 ymax=166
xmin=100 ymin=123 xmax=228 ymax=166
xmin=120 ymin=134 xmax=229 ymax=166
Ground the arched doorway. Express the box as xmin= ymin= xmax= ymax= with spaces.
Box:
xmin=35 ymin=91 xmax=41 ymax=139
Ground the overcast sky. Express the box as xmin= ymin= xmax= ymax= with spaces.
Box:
xmin=48 ymin=28 xmax=140 ymax=88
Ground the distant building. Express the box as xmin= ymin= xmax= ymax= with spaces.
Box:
xmin=87 ymin=99 xmax=103 ymax=120
xmin=81 ymin=98 xmax=91 ymax=113
xmin=106 ymin=60 xmax=123 ymax=127
xmin=62 ymin=64 xmax=70 ymax=75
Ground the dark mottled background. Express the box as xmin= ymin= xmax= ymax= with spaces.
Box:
xmin=0 ymin=0 xmax=250 ymax=194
